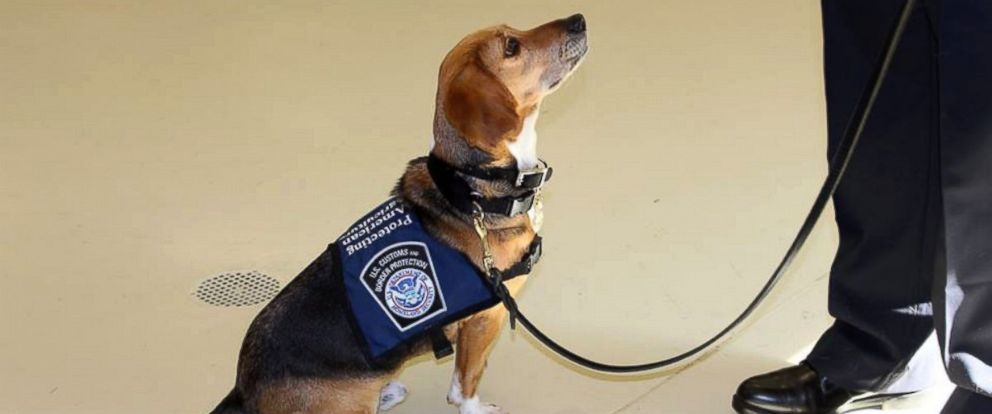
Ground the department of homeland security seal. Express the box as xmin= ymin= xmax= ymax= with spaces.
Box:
xmin=360 ymin=241 xmax=447 ymax=331
xmin=384 ymin=268 xmax=437 ymax=319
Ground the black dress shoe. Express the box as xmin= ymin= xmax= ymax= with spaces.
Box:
xmin=732 ymin=362 xmax=862 ymax=414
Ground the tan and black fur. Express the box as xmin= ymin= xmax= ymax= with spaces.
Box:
xmin=212 ymin=14 xmax=588 ymax=414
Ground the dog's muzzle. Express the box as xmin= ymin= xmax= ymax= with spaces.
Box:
xmin=563 ymin=38 xmax=587 ymax=61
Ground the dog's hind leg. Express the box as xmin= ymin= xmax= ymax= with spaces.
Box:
xmin=257 ymin=377 xmax=388 ymax=414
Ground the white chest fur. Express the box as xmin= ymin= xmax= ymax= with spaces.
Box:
xmin=506 ymin=111 xmax=539 ymax=170
xmin=506 ymin=111 xmax=544 ymax=232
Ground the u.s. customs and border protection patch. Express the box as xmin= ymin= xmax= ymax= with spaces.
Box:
xmin=361 ymin=242 xmax=446 ymax=330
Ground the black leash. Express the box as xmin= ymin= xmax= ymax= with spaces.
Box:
xmin=473 ymin=0 xmax=917 ymax=373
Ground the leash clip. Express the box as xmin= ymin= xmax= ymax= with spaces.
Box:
xmin=471 ymin=203 xmax=518 ymax=329
xmin=471 ymin=203 xmax=496 ymax=272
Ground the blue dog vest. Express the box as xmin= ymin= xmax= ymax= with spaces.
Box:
xmin=335 ymin=198 xmax=510 ymax=361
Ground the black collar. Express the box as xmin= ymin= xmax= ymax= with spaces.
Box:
xmin=426 ymin=153 xmax=553 ymax=217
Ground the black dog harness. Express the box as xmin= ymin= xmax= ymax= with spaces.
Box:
xmin=335 ymin=198 xmax=541 ymax=361
xmin=335 ymin=156 xmax=550 ymax=361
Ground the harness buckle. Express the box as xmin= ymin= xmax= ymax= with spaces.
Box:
xmin=508 ymin=192 xmax=536 ymax=216
xmin=528 ymin=239 xmax=543 ymax=269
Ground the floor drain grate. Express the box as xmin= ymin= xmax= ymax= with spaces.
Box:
xmin=194 ymin=270 xmax=281 ymax=307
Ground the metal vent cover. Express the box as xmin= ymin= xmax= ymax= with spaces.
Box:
xmin=194 ymin=270 xmax=281 ymax=307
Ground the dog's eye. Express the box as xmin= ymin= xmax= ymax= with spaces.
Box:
xmin=504 ymin=37 xmax=520 ymax=58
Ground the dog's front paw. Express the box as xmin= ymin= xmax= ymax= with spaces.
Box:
xmin=378 ymin=381 xmax=408 ymax=411
xmin=456 ymin=396 xmax=507 ymax=414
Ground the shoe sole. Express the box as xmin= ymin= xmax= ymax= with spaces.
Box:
xmin=731 ymin=392 xmax=918 ymax=414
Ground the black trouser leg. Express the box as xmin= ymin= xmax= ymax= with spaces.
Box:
xmin=805 ymin=0 xmax=943 ymax=392
xmin=935 ymin=0 xmax=992 ymax=407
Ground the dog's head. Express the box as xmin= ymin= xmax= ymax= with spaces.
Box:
xmin=433 ymin=14 xmax=588 ymax=165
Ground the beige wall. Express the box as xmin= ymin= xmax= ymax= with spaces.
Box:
xmin=0 ymin=1 xmax=832 ymax=413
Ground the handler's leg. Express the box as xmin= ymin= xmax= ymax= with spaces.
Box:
xmin=935 ymin=1 xmax=992 ymax=412
xmin=804 ymin=0 xmax=943 ymax=392
xmin=733 ymin=2 xmax=943 ymax=413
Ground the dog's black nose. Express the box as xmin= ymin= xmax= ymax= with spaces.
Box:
xmin=565 ymin=13 xmax=586 ymax=34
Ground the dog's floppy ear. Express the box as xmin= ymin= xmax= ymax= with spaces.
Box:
xmin=444 ymin=61 xmax=521 ymax=150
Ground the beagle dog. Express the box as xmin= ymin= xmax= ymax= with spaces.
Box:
xmin=211 ymin=14 xmax=587 ymax=414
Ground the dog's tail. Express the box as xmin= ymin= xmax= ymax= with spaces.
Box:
xmin=209 ymin=389 xmax=245 ymax=414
